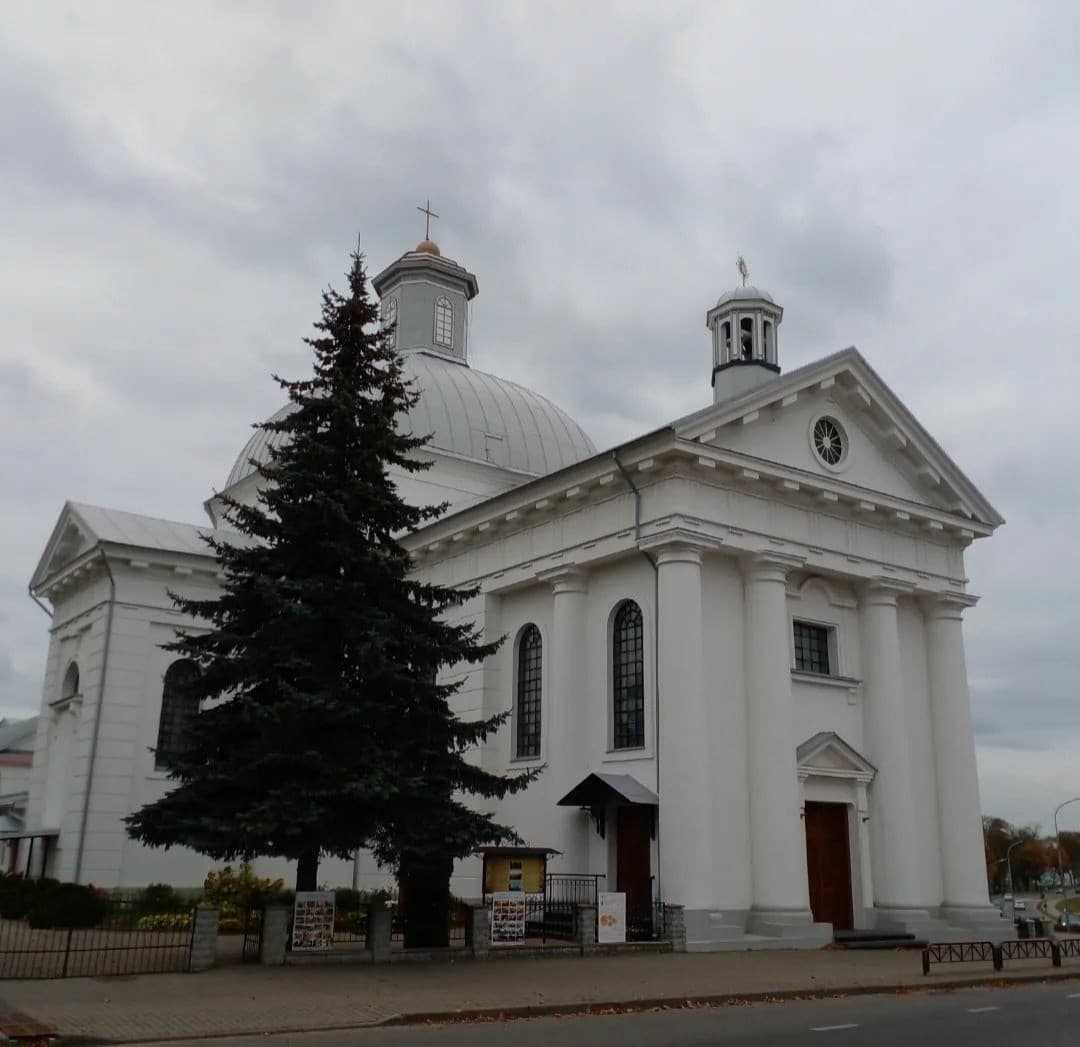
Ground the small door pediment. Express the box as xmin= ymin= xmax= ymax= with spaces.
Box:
xmin=797 ymin=731 xmax=876 ymax=783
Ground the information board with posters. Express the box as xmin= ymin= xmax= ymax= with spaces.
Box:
xmin=597 ymin=891 xmax=626 ymax=944
xmin=291 ymin=890 xmax=335 ymax=951
xmin=489 ymin=891 xmax=528 ymax=943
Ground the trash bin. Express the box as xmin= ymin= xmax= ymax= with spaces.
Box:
xmin=1017 ymin=918 xmax=1031 ymax=939
xmin=1032 ymin=918 xmax=1045 ymax=938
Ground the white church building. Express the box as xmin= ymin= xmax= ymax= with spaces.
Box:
xmin=20 ymin=233 xmax=1006 ymax=949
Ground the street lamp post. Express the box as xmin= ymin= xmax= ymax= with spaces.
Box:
xmin=1006 ymin=839 xmax=1024 ymax=897
xmin=1053 ymin=797 xmax=1080 ymax=913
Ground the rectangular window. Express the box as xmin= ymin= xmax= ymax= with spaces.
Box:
xmin=793 ymin=621 xmax=832 ymax=676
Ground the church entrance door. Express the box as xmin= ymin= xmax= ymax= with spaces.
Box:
xmin=804 ymin=801 xmax=854 ymax=930
xmin=616 ymin=806 xmax=652 ymax=923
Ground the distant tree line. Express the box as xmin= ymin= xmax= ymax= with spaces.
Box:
xmin=983 ymin=816 xmax=1080 ymax=893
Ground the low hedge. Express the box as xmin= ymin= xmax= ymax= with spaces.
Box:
xmin=26 ymin=882 xmax=108 ymax=929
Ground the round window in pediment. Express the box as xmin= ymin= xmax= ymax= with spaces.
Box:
xmin=812 ymin=416 xmax=846 ymax=466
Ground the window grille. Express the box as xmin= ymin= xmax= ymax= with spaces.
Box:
xmin=155 ymin=660 xmax=200 ymax=770
xmin=434 ymin=296 xmax=453 ymax=348
xmin=613 ymin=601 xmax=645 ymax=749
xmin=793 ymin=621 xmax=832 ymax=675
xmin=515 ymin=626 xmax=542 ymax=758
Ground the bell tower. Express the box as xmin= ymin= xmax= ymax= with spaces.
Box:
xmin=371 ymin=201 xmax=479 ymax=365
xmin=707 ymin=257 xmax=783 ymax=403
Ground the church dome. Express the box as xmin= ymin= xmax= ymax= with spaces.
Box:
xmin=413 ymin=239 xmax=441 ymax=256
xmin=714 ymin=285 xmax=775 ymax=307
xmin=224 ymin=351 xmax=597 ymax=490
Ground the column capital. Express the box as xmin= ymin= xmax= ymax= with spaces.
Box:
xmin=740 ymin=550 xmax=805 ymax=584
xmin=921 ymin=590 xmax=979 ymax=621
xmin=638 ymin=526 xmax=719 ymax=565
xmin=859 ymin=577 xmax=916 ymax=607
xmin=536 ymin=563 xmax=588 ymax=595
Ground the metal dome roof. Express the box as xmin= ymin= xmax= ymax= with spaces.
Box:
xmin=714 ymin=285 xmax=775 ymax=307
xmin=224 ymin=351 xmax=597 ymax=490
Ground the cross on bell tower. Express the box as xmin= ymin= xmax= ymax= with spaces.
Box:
xmin=417 ymin=199 xmax=439 ymax=241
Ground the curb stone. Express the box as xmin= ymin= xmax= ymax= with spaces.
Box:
xmin=45 ymin=968 xmax=1080 ymax=1045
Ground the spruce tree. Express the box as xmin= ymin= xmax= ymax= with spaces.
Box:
xmin=126 ymin=247 xmax=537 ymax=897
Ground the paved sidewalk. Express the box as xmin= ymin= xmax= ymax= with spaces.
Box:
xmin=2 ymin=948 xmax=1079 ymax=1043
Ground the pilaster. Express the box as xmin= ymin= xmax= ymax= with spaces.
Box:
xmin=646 ymin=534 xmax=714 ymax=912
xmin=538 ymin=564 xmax=590 ymax=872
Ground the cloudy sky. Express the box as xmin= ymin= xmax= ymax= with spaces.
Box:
xmin=2 ymin=1 xmax=1078 ymax=831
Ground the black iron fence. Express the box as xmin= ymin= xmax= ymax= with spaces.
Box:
xmin=0 ymin=897 xmax=195 ymax=979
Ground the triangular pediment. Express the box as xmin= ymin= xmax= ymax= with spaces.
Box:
xmin=30 ymin=503 xmax=100 ymax=594
xmin=676 ymin=349 xmax=1003 ymax=529
xmin=797 ymin=731 xmax=876 ymax=781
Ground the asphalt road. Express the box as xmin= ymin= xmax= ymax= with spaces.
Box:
xmin=142 ymin=980 xmax=1080 ymax=1046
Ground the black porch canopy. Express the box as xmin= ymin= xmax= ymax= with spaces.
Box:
xmin=557 ymin=773 xmax=658 ymax=839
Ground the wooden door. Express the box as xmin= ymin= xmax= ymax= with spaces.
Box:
xmin=616 ymin=806 xmax=653 ymax=919
xmin=804 ymin=801 xmax=854 ymax=930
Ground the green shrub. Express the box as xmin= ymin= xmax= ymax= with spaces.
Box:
xmin=27 ymin=883 xmax=107 ymax=929
xmin=203 ymin=863 xmax=284 ymax=909
xmin=0 ymin=876 xmax=60 ymax=920
xmin=136 ymin=912 xmax=194 ymax=932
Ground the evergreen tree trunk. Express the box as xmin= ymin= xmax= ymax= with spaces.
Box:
xmin=296 ymin=848 xmax=320 ymax=893
xmin=400 ymin=854 xmax=453 ymax=949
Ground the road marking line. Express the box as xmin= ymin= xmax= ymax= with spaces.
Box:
xmin=1068 ymin=992 xmax=1080 ymax=999
xmin=810 ymin=1024 xmax=859 ymax=1032
xmin=968 ymin=1006 xmax=999 ymax=1013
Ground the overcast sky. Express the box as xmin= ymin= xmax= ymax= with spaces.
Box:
xmin=2 ymin=1 xmax=1078 ymax=832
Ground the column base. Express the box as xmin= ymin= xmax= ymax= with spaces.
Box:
xmin=939 ymin=904 xmax=1014 ymax=942
xmin=681 ymin=908 xmax=832 ymax=951
xmin=868 ymin=905 xmax=1010 ymax=943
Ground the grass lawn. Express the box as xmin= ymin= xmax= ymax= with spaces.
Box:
xmin=1053 ymin=897 xmax=1080 ymax=914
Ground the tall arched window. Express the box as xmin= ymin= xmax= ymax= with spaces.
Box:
xmin=434 ymin=296 xmax=453 ymax=348
xmin=155 ymin=660 xmax=200 ymax=771
xmin=381 ymin=297 xmax=398 ymax=349
xmin=515 ymin=625 xmax=542 ymax=759
xmin=60 ymin=661 xmax=80 ymax=701
xmin=612 ymin=601 xmax=645 ymax=750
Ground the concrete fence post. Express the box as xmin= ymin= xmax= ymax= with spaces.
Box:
xmin=467 ymin=903 xmax=490 ymax=958
xmin=260 ymin=905 xmax=290 ymax=966
xmin=189 ymin=906 xmax=219 ymax=972
xmin=367 ymin=906 xmax=393 ymax=963
xmin=663 ymin=904 xmax=687 ymax=953
xmin=577 ymin=904 xmax=597 ymax=951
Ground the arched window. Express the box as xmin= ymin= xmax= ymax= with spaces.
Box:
xmin=155 ymin=660 xmax=200 ymax=771
xmin=739 ymin=317 xmax=755 ymax=360
xmin=721 ymin=320 xmax=732 ymax=361
xmin=612 ymin=601 xmax=645 ymax=750
xmin=515 ymin=625 xmax=542 ymax=759
xmin=381 ymin=297 xmax=398 ymax=349
xmin=434 ymin=296 xmax=453 ymax=348
xmin=60 ymin=662 xmax=80 ymax=701
xmin=763 ymin=319 xmax=774 ymax=362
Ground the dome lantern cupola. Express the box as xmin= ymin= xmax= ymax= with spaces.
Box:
xmin=707 ymin=256 xmax=784 ymax=403
xmin=371 ymin=201 xmax=478 ymax=365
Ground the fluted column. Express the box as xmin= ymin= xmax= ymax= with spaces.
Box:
xmin=545 ymin=566 xmax=590 ymax=872
xmin=860 ymin=580 xmax=923 ymax=909
xmin=654 ymin=539 xmax=712 ymax=911
xmin=925 ymin=594 xmax=991 ymax=910
xmin=743 ymin=552 xmax=811 ymax=918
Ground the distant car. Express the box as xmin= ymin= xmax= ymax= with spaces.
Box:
xmin=1003 ymin=893 xmax=1014 ymax=902
xmin=1057 ymin=914 xmax=1080 ymax=932
xmin=1013 ymin=899 xmax=1027 ymax=912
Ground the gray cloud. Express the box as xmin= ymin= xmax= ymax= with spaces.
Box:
xmin=2 ymin=0 xmax=1079 ymax=825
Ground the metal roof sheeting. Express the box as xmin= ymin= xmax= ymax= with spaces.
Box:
xmin=225 ymin=350 xmax=596 ymax=490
